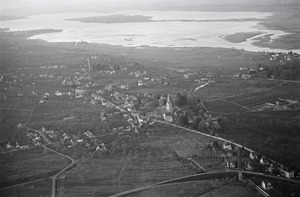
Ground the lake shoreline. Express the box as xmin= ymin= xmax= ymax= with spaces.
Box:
xmin=2 ymin=27 xmax=299 ymax=54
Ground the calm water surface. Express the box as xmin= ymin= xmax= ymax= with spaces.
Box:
xmin=0 ymin=10 xmax=298 ymax=53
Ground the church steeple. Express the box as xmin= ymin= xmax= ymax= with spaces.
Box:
xmin=166 ymin=94 xmax=173 ymax=112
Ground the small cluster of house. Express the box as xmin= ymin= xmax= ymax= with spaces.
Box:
xmin=62 ymin=75 xmax=95 ymax=88
xmin=39 ymin=73 xmax=55 ymax=78
xmin=268 ymin=51 xmax=300 ymax=62
xmin=137 ymin=77 xmax=159 ymax=86
xmin=1 ymin=141 xmax=30 ymax=151
xmin=248 ymin=152 xmax=296 ymax=179
xmin=40 ymin=65 xmax=67 ymax=69
xmin=129 ymin=70 xmax=146 ymax=78
xmin=206 ymin=140 xmax=297 ymax=181
xmin=39 ymin=127 xmax=109 ymax=151
xmin=222 ymin=142 xmax=296 ymax=179
xmin=233 ymin=67 xmax=263 ymax=80
xmin=0 ymin=124 xmax=36 ymax=152
xmin=0 ymin=74 xmax=22 ymax=85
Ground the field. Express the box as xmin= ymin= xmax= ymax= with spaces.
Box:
xmin=226 ymin=81 xmax=300 ymax=107
xmin=204 ymin=100 xmax=248 ymax=113
xmin=0 ymin=23 xmax=300 ymax=196
xmin=191 ymin=78 xmax=281 ymax=100
xmin=0 ymin=147 xmax=70 ymax=185
xmin=132 ymin=181 xmax=259 ymax=197
xmin=0 ymin=178 xmax=52 ymax=197
xmin=220 ymin=111 xmax=300 ymax=171
xmin=58 ymin=124 xmax=225 ymax=197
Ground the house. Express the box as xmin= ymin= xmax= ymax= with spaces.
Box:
xmin=62 ymin=133 xmax=70 ymax=141
xmin=223 ymin=142 xmax=232 ymax=151
xmin=249 ymin=152 xmax=255 ymax=160
xmin=20 ymin=145 xmax=29 ymax=149
xmin=55 ymin=91 xmax=62 ymax=96
xmin=137 ymin=80 xmax=143 ymax=86
xmin=6 ymin=142 xmax=14 ymax=149
xmin=241 ymin=74 xmax=251 ymax=79
xmin=233 ymin=73 xmax=241 ymax=78
xmin=40 ymin=74 xmax=47 ymax=77
xmin=245 ymin=162 xmax=254 ymax=171
xmin=75 ymin=88 xmax=85 ymax=95
xmin=260 ymin=157 xmax=267 ymax=165
xmin=163 ymin=113 xmax=173 ymax=122
xmin=90 ymin=99 xmax=97 ymax=105
xmin=16 ymin=123 xmax=23 ymax=128
xmin=240 ymin=67 xmax=248 ymax=72
xmin=262 ymin=181 xmax=272 ymax=190
xmin=120 ymin=84 xmax=128 ymax=89
xmin=226 ymin=161 xmax=236 ymax=169
xmin=249 ymin=68 xmax=257 ymax=75
xmin=279 ymin=168 xmax=295 ymax=179
xmin=84 ymin=131 xmax=94 ymax=138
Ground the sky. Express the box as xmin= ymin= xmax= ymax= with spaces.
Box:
xmin=1 ymin=0 xmax=299 ymax=15
xmin=1 ymin=0 xmax=298 ymax=9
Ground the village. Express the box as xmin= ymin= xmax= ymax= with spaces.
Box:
xmin=1 ymin=46 xmax=300 ymax=197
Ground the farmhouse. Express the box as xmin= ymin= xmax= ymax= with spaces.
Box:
xmin=55 ymin=91 xmax=62 ymax=96
xmin=279 ymin=168 xmax=295 ymax=179
xmin=222 ymin=142 xmax=232 ymax=151
xmin=84 ymin=131 xmax=94 ymax=138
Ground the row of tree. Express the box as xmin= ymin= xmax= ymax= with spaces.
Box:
xmin=262 ymin=59 xmax=300 ymax=80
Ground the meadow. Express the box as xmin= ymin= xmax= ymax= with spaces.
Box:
xmin=0 ymin=147 xmax=70 ymax=186
xmin=58 ymin=124 xmax=224 ymax=196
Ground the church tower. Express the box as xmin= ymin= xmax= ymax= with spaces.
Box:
xmin=166 ymin=94 xmax=173 ymax=112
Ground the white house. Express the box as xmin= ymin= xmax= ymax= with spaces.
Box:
xmin=55 ymin=91 xmax=62 ymax=96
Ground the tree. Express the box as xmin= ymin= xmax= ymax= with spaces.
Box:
xmin=191 ymin=116 xmax=201 ymax=130
xmin=198 ymin=118 xmax=207 ymax=132
xmin=187 ymin=95 xmax=196 ymax=109
xmin=177 ymin=114 xmax=189 ymax=127
xmin=174 ymin=93 xmax=187 ymax=107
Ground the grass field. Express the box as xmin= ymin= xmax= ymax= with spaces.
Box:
xmin=226 ymin=81 xmax=300 ymax=107
xmin=221 ymin=111 xmax=300 ymax=171
xmin=132 ymin=180 xmax=259 ymax=197
xmin=0 ymin=178 xmax=52 ymax=197
xmin=58 ymin=124 xmax=224 ymax=197
xmin=191 ymin=78 xmax=281 ymax=100
xmin=204 ymin=100 xmax=248 ymax=113
xmin=0 ymin=147 xmax=70 ymax=184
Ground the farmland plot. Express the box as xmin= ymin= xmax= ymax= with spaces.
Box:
xmin=0 ymin=147 xmax=70 ymax=184
xmin=0 ymin=178 xmax=52 ymax=197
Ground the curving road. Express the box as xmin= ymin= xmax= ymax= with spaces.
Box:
xmin=109 ymin=170 xmax=300 ymax=197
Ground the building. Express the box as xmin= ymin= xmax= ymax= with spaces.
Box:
xmin=223 ymin=142 xmax=232 ymax=151
xmin=279 ymin=168 xmax=295 ymax=179
xmin=166 ymin=94 xmax=173 ymax=113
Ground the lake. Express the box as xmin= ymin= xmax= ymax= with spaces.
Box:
xmin=0 ymin=10 xmax=298 ymax=53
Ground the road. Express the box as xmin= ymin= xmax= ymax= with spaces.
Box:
xmin=109 ymin=170 xmax=300 ymax=197
xmin=156 ymin=120 xmax=255 ymax=153
xmin=188 ymin=82 xmax=210 ymax=95
xmin=84 ymin=59 xmax=91 ymax=75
